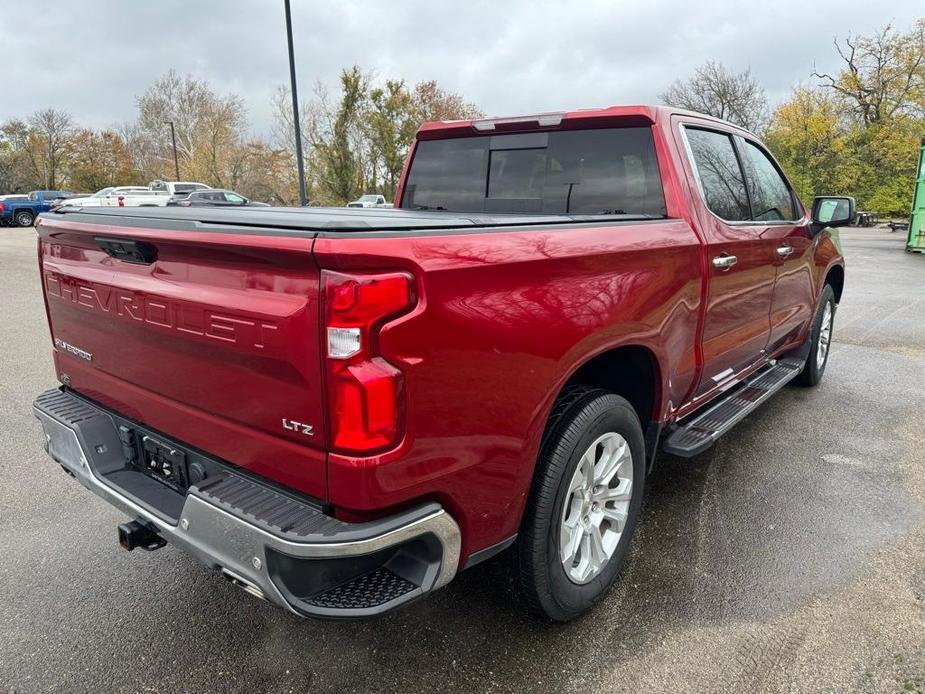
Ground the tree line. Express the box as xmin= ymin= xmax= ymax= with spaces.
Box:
xmin=3 ymin=17 xmax=922 ymax=214
xmin=0 ymin=67 xmax=481 ymax=205
xmin=663 ymin=18 xmax=925 ymax=216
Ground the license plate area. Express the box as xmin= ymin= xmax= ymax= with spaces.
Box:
xmin=140 ymin=435 xmax=189 ymax=491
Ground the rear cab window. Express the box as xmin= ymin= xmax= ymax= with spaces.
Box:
xmin=401 ymin=127 xmax=667 ymax=217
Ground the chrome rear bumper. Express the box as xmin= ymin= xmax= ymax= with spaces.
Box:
xmin=33 ymin=388 xmax=460 ymax=618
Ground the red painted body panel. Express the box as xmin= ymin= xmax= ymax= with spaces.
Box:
xmin=35 ymin=105 xmax=844 ymax=564
xmin=37 ymin=217 xmax=329 ymax=499
xmin=314 ymin=220 xmax=702 ymax=555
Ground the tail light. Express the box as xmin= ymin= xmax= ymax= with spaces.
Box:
xmin=0 ymin=202 xmax=5 ymax=213
xmin=322 ymin=270 xmax=415 ymax=453
xmin=178 ymin=200 xmax=191 ymax=207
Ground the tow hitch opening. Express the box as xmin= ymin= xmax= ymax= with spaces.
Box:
xmin=118 ymin=520 xmax=166 ymax=552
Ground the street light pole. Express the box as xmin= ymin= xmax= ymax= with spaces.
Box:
xmin=163 ymin=120 xmax=180 ymax=182
xmin=284 ymin=0 xmax=308 ymax=206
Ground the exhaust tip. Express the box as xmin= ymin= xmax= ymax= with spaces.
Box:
xmin=221 ymin=568 xmax=267 ymax=602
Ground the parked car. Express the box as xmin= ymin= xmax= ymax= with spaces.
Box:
xmin=0 ymin=190 xmax=73 ymax=227
xmin=149 ymin=180 xmax=211 ymax=197
xmin=166 ymin=189 xmax=269 ymax=207
xmin=347 ymin=194 xmax=391 ymax=208
xmin=32 ymin=105 xmax=848 ymax=621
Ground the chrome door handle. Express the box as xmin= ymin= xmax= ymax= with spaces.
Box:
xmin=776 ymin=245 xmax=794 ymax=257
xmin=712 ymin=254 xmax=738 ymax=269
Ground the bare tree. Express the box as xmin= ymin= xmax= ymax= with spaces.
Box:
xmin=133 ymin=71 xmax=249 ymax=185
xmin=135 ymin=70 xmax=211 ymax=177
xmin=27 ymin=108 xmax=73 ymax=189
xmin=660 ymin=61 xmax=768 ymax=132
xmin=812 ymin=20 xmax=925 ymax=124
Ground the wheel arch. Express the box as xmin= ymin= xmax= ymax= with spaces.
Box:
xmin=533 ymin=343 xmax=664 ymax=475
xmin=559 ymin=344 xmax=662 ymax=427
xmin=824 ymin=263 xmax=844 ymax=304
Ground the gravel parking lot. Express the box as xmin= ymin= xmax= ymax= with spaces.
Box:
xmin=1 ymin=225 xmax=924 ymax=693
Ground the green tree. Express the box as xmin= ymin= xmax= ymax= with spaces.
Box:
xmin=765 ymin=87 xmax=858 ymax=203
xmin=304 ymin=66 xmax=370 ymax=205
xmin=367 ymin=80 xmax=418 ymax=198
xmin=808 ymin=19 xmax=925 ymax=214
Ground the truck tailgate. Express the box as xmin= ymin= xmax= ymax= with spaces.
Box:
xmin=36 ymin=215 xmax=328 ymax=500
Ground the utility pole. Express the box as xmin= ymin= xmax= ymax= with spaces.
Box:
xmin=284 ymin=0 xmax=308 ymax=206
xmin=163 ymin=120 xmax=180 ymax=181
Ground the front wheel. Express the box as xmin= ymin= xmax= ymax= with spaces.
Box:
xmin=794 ymin=284 xmax=836 ymax=387
xmin=14 ymin=210 xmax=34 ymax=227
xmin=515 ymin=388 xmax=645 ymax=621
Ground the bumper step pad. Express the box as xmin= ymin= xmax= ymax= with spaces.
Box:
xmin=663 ymin=358 xmax=804 ymax=457
xmin=305 ymin=568 xmax=416 ymax=610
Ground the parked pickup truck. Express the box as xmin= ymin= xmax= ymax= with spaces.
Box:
xmin=347 ymin=193 xmax=392 ymax=208
xmin=1 ymin=190 xmax=73 ymax=227
xmin=55 ymin=186 xmax=171 ymax=209
xmin=32 ymin=105 xmax=848 ymax=621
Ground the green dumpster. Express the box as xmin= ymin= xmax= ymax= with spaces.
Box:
xmin=908 ymin=137 xmax=925 ymax=253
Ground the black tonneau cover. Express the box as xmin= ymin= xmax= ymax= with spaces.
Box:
xmin=47 ymin=205 xmax=657 ymax=234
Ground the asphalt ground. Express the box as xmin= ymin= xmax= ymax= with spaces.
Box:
xmin=1 ymin=225 xmax=924 ymax=693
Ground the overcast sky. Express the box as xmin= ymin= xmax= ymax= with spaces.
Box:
xmin=3 ymin=0 xmax=923 ymax=136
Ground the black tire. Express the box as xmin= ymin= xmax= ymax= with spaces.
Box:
xmin=14 ymin=210 xmax=34 ymax=227
xmin=794 ymin=284 xmax=836 ymax=387
xmin=515 ymin=387 xmax=646 ymax=621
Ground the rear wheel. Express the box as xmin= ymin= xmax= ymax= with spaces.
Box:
xmin=515 ymin=388 xmax=645 ymax=621
xmin=14 ymin=210 xmax=34 ymax=227
xmin=794 ymin=284 xmax=836 ymax=387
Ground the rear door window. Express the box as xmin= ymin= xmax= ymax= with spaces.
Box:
xmin=402 ymin=127 xmax=666 ymax=217
xmin=684 ymin=128 xmax=751 ymax=222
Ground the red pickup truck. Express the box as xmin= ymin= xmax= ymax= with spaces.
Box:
xmin=33 ymin=105 xmax=849 ymax=621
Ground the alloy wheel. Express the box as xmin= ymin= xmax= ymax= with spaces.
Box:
xmin=817 ymin=301 xmax=833 ymax=370
xmin=558 ymin=432 xmax=634 ymax=584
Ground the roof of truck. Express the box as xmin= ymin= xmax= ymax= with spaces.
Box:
xmin=416 ymin=104 xmax=757 ymax=140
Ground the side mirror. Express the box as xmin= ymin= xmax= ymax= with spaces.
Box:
xmin=811 ymin=196 xmax=855 ymax=233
